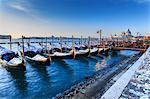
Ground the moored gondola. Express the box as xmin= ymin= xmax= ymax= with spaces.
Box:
xmin=50 ymin=50 xmax=75 ymax=59
xmin=98 ymin=48 xmax=104 ymax=54
xmin=41 ymin=44 xmax=90 ymax=59
xmin=0 ymin=46 xmax=25 ymax=70
xmin=90 ymin=47 xmax=98 ymax=56
xmin=39 ymin=43 xmax=75 ymax=59
xmin=75 ymin=46 xmax=90 ymax=57
xmin=18 ymin=45 xmax=50 ymax=65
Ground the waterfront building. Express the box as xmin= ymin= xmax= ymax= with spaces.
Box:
xmin=0 ymin=35 xmax=11 ymax=39
xmin=111 ymin=29 xmax=133 ymax=42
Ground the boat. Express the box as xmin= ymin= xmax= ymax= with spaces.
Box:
xmin=49 ymin=46 xmax=90 ymax=59
xmin=18 ymin=45 xmax=50 ymax=65
xmin=98 ymin=48 xmax=104 ymax=54
xmin=50 ymin=50 xmax=75 ymax=59
xmin=41 ymin=46 xmax=75 ymax=59
xmin=90 ymin=46 xmax=99 ymax=56
xmin=0 ymin=46 xmax=25 ymax=70
xmin=75 ymin=45 xmax=90 ymax=57
xmin=38 ymin=41 xmax=76 ymax=59
xmin=46 ymin=35 xmax=90 ymax=59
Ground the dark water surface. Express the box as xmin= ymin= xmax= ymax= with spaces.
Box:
xmin=0 ymin=50 xmax=138 ymax=98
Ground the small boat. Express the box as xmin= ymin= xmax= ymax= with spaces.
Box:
xmin=42 ymin=46 xmax=74 ymax=59
xmin=98 ymin=48 xmax=104 ymax=54
xmin=39 ymin=42 xmax=75 ymax=59
xmin=0 ymin=46 xmax=25 ymax=70
xmin=18 ymin=46 xmax=50 ymax=65
xmin=75 ymin=45 xmax=90 ymax=57
xmin=50 ymin=50 xmax=75 ymax=59
xmin=25 ymin=51 xmax=50 ymax=64
xmin=90 ymin=47 xmax=98 ymax=56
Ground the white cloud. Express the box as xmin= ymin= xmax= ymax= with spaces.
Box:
xmin=2 ymin=0 xmax=50 ymax=24
xmin=3 ymin=0 xmax=38 ymax=18
xmin=9 ymin=3 xmax=29 ymax=13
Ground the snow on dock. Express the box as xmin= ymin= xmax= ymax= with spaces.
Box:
xmin=101 ymin=48 xmax=150 ymax=99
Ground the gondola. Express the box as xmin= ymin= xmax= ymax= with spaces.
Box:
xmin=0 ymin=46 xmax=25 ymax=70
xmin=98 ymin=48 xmax=104 ymax=54
xmin=39 ymin=43 xmax=75 ymax=59
xmin=50 ymin=50 xmax=75 ymax=59
xmin=18 ymin=45 xmax=50 ymax=65
xmin=41 ymin=44 xmax=91 ymax=59
xmin=90 ymin=47 xmax=99 ymax=56
xmin=75 ymin=45 xmax=90 ymax=57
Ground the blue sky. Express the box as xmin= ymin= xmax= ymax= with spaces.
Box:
xmin=0 ymin=0 xmax=150 ymax=38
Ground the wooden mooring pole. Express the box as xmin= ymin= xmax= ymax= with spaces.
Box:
xmin=72 ymin=35 xmax=76 ymax=59
xmin=9 ymin=35 xmax=12 ymax=50
xmin=22 ymin=35 xmax=25 ymax=64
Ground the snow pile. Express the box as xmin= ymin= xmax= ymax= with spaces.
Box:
xmin=8 ymin=57 xmax=22 ymax=66
xmin=120 ymin=48 xmax=150 ymax=99
xmin=101 ymin=48 xmax=150 ymax=99
xmin=32 ymin=54 xmax=47 ymax=61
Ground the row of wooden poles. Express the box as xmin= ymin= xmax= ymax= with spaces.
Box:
xmin=16 ymin=35 xmax=101 ymax=60
xmin=5 ymin=35 xmax=101 ymax=51
xmin=1 ymin=29 xmax=103 ymax=51
xmin=0 ymin=34 xmax=106 ymax=64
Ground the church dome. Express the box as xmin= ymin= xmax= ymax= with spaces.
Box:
xmin=126 ymin=29 xmax=131 ymax=35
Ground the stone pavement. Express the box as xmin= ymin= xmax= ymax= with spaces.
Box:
xmin=101 ymin=48 xmax=150 ymax=99
xmin=120 ymin=48 xmax=150 ymax=99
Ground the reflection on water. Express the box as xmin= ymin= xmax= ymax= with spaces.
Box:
xmin=0 ymin=50 xmax=138 ymax=98
xmin=95 ymin=60 xmax=105 ymax=71
xmin=8 ymin=69 xmax=28 ymax=97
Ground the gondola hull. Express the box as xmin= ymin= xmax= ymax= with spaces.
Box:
xmin=44 ymin=52 xmax=74 ymax=59
xmin=90 ymin=48 xmax=98 ymax=56
xmin=0 ymin=46 xmax=25 ymax=70
xmin=98 ymin=48 xmax=104 ymax=54
xmin=51 ymin=55 xmax=73 ymax=59
xmin=75 ymin=49 xmax=90 ymax=57
xmin=90 ymin=50 xmax=98 ymax=56
xmin=0 ymin=59 xmax=25 ymax=70
xmin=25 ymin=56 xmax=50 ymax=65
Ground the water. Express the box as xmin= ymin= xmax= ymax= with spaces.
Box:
xmin=0 ymin=40 xmax=139 ymax=98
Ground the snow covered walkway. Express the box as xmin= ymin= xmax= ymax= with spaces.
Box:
xmin=101 ymin=48 xmax=150 ymax=99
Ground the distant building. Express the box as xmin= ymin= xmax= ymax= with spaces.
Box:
xmin=144 ymin=36 xmax=150 ymax=40
xmin=121 ymin=29 xmax=134 ymax=39
xmin=111 ymin=29 xmax=134 ymax=41
xmin=0 ymin=35 xmax=11 ymax=39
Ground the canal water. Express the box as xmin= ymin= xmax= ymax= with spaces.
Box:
xmin=0 ymin=39 xmax=139 ymax=98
